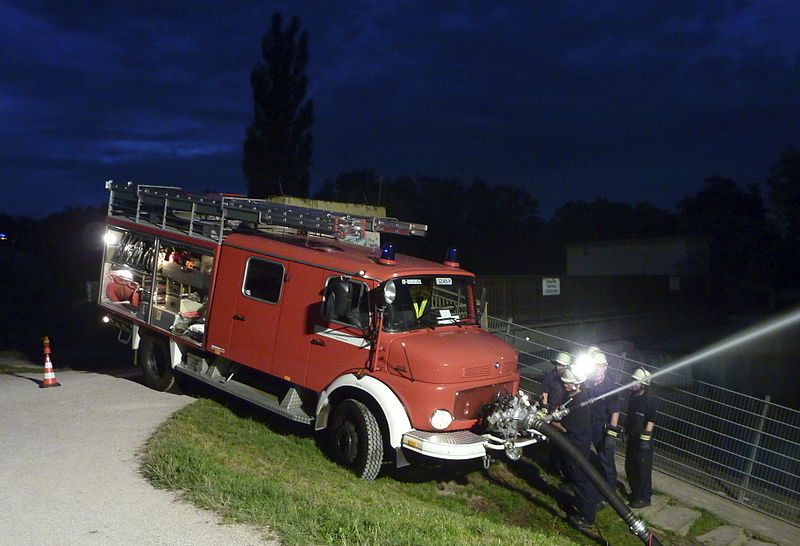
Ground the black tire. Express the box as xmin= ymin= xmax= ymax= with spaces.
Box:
xmin=329 ymin=399 xmax=384 ymax=480
xmin=138 ymin=335 xmax=180 ymax=393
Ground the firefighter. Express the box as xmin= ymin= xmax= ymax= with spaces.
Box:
xmin=553 ymin=366 xmax=602 ymax=528
xmin=540 ymin=351 xmax=572 ymax=477
xmin=541 ymin=351 xmax=571 ymax=411
xmin=586 ymin=351 xmax=622 ymax=497
xmin=409 ymin=283 xmax=430 ymax=319
xmin=625 ymin=367 xmax=657 ymax=509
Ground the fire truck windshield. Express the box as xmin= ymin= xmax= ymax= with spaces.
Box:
xmin=383 ymin=275 xmax=477 ymax=332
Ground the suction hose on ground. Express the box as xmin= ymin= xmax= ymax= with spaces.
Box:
xmin=530 ymin=419 xmax=663 ymax=546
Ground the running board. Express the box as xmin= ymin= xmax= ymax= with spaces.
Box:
xmin=176 ymin=366 xmax=314 ymax=425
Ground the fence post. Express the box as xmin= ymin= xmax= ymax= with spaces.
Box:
xmin=503 ymin=317 xmax=513 ymax=342
xmin=739 ymin=394 xmax=771 ymax=503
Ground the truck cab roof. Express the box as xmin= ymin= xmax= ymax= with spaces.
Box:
xmin=223 ymin=231 xmax=472 ymax=282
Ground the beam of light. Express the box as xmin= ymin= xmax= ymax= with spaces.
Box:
xmin=583 ymin=306 xmax=800 ymax=407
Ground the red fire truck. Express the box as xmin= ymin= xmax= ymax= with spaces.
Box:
xmin=98 ymin=181 xmax=541 ymax=479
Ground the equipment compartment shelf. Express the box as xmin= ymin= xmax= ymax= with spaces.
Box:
xmin=160 ymin=261 xmax=210 ymax=289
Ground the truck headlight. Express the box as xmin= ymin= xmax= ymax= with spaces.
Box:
xmin=430 ymin=409 xmax=453 ymax=430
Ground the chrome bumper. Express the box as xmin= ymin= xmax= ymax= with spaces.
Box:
xmin=401 ymin=429 xmax=542 ymax=460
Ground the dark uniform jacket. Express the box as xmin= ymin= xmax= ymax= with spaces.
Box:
xmin=559 ymin=390 xmax=592 ymax=447
xmin=587 ymin=376 xmax=622 ymax=425
xmin=625 ymin=390 xmax=657 ymax=439
xmin=541 ymin=369 xmax=567 ymax=410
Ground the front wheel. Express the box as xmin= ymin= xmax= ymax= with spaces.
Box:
xmin=329 ymin=399 xmax=384 ymax=480
xmin=138 ymin=335 xmax=180 ymax=393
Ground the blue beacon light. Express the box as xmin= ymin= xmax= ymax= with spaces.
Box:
xmin=444 ymin=247 xmax=459 ymax=267
xmin=378 ymin=242 xmax=396 ymax=265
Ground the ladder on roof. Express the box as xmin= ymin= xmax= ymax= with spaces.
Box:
xmin=104 ymin=180 xmax=427 ymax=246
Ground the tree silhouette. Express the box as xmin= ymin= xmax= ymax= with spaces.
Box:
xmin=767 ymin=147 xmax=800 ymax=233
xmin=548 ymin=198 xmax=677 ymax=243
xmin=315 ymin=170 xmax=384 ymax=205
xmin=314 ymin=173 xmax=540 ymax=273
xmin=766 ymin=147 xmax=800 ymax=284
xmin=243 ymin=13 xmax=313 ymax=198
xmin=678 ymin=176 xmax=779 ymax=308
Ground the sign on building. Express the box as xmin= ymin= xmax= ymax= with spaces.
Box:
xmin=542 ymin=277 xmax=561 ymax=296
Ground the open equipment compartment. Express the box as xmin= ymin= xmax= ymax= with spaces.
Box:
xmin=99 ymin=224 xmax=214 ymax=345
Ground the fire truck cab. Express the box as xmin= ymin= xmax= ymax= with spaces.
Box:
xmin=98 ymin=182 xmax=535 ymax=479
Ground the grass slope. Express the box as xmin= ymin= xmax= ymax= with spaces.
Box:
xmin=142 ymin=397 xmax=657 ymax=545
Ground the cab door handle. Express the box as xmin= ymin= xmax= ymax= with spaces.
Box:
xmin=311 ymin=338 xmax=326 ymax=346
xmin=233 ymin=314 xmax=246 ymax=321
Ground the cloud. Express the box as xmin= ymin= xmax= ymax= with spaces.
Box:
xmin=1 ymin=1 xmax=798 ymax=219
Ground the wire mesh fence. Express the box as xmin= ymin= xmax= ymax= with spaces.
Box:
xmin=485 ymin=315 xmax=800 ymax=527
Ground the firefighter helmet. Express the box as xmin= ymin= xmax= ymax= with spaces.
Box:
xmin=560 ymin=366 xmax=587 ymax=384
xmin=552 ymin=351 xmax=572 ymax=367
xmin=592 ymin=351 xmax=608 ymax=366
xmin=632 ymin=368 xmax=652 ymax=385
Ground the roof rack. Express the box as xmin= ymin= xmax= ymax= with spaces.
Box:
xmin=105 ymin=180 xmax=427 ymax=247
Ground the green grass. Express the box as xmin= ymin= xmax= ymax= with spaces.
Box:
xmin=0 ymin=363 xmax=43 ymax=374
xmin=0 ymin=350 xmax=42 ymax=374
xmin=142 ymin=396 xmax=675 ymax=545
xmin=686 ymin=508 xmax=725 ymax=537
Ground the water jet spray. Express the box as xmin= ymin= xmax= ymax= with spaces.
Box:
xmin=553 ymin=306 xmax=800 ymax=417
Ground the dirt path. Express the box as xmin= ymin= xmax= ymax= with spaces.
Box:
xmin=0 ymin=369 xmax=278 ymax=545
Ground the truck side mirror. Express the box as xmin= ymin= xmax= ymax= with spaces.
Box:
xmin=332 ymin=280 xmax=352 ymax=318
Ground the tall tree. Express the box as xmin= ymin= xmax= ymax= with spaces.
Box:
xmin=243 ymin=13 xmax=313 ymax=198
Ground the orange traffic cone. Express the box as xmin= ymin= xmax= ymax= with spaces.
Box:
xmin=40 ymin=336 xmax=61 ymax=388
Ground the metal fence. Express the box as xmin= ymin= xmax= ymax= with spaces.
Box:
xmin=485 ymin=315 xmax=800 ymax=527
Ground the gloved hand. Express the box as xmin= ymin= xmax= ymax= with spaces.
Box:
xmin=639 ymin=432 xmax=652 ymax=451
xmin=604 ymin=424 xmax=622 ymax=448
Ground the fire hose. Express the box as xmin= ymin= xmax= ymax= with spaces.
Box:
xmin=531 ymin=419 xmax=663 ymax=545
xmin=484 ymin=393 xmax=663 ymax=545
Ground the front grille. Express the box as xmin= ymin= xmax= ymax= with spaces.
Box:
xmin=463 ymin=361 xmax=517 ymax=379
xmin=454 ymin=382 xmax=514 ymax=419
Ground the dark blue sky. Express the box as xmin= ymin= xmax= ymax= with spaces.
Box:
xmin=2 ymin=1 xmax=798 ymax=218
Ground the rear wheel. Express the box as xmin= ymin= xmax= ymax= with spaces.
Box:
xmin=138 ymin=335 xmax=180 ymax=393
xmin=329 ymin=399 xmax=383 ymax=480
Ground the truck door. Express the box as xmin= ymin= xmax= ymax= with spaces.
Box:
xmin=206 ymin=246 xmax=285 ymax=373
xmin=304 ymin=276 xmax=373 ymax=392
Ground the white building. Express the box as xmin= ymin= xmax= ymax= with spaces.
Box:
xmin=566 ymin=236 xmax=710 ymax=276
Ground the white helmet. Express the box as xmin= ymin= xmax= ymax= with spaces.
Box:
xmin=592 ymin=352 xmax=608 ymax=366
xmin=552 ymin=351 xmax=572 ymax=367
xmin=560 ymin=366 xmax=587 ymax=385
xmin=632 ymin=368 xmax=652 ymax=385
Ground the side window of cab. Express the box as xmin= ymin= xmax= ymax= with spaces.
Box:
xmin=322 ymin=277 xmax=370 ymax=330
xmin=243 ymin=258 xmax=284 ymax=303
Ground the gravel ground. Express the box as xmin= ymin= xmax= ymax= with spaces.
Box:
xmin=0 ymin=367 xmax=279 ymax=545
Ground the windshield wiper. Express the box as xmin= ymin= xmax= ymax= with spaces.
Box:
xmin=417 ymin=314 xmax=438 ymax=329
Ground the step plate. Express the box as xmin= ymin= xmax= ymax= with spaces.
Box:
xmin=176 ymin=366 xmax=313 ymax=425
